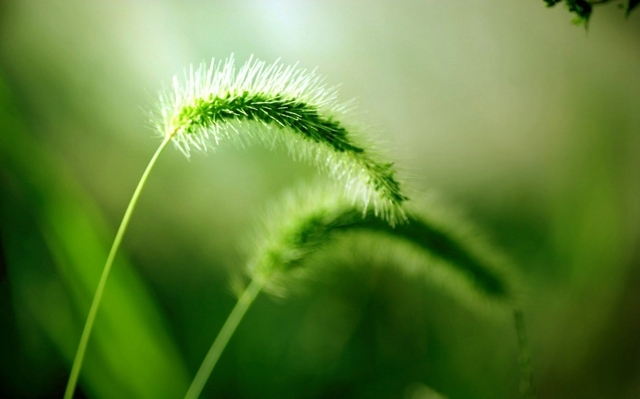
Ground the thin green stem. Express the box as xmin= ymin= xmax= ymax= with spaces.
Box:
xmin=64 ymin=136 xmax=172 ymax=399
xmin=185 ymin=277 xmax=265 ymax=399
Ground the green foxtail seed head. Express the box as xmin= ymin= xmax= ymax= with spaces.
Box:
xmin=156 ymin=55 xmax=407 ymax=224
xmin=246 ymin=182 xmax=517 ymax=309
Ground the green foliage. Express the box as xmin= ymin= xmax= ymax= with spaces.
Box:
xmin=543 ymin=0 xmax=638 ymax=26
xmin=3 ymin=2 xmax=639 ymax=398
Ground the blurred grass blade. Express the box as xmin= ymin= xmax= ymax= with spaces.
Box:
xmin=0 ymin=73 xmax=190 ymax=398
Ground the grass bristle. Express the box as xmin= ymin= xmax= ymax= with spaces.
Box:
xmin=155 ymin=55 xmax=407 ymax=223
xmin=246 ymin=182 xmax=517 ymax=309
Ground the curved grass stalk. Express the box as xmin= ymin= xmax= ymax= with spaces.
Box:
xmin=66 ymin=56 xmax=408 ymax=398
xmin=184 ymin=277 xmax=264 ymax=399
xmin=187 ymin=184 xmax=533 ymax=398
xmin=64 ymin=136 xmax=171 ymax=399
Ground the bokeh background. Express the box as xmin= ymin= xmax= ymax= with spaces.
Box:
xmin=1 ymin=1 xmax=639 ymax=398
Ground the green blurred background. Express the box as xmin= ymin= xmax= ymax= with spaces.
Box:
xmin=1 ymin=1 xmax=639 ymax=398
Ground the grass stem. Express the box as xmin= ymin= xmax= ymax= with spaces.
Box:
xmin=184 ymin=277 xmax=264 ymax=399
xmin=63 ymin=136 xmax=172 ymax=399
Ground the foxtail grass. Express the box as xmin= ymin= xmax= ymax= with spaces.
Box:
xmin=64 ymin=56 xmax=406 ymax=398
xmin=159 ymin=55 xmax=406 ymax=223
xmin=187 ymin=184 xmax=534 ymax=398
